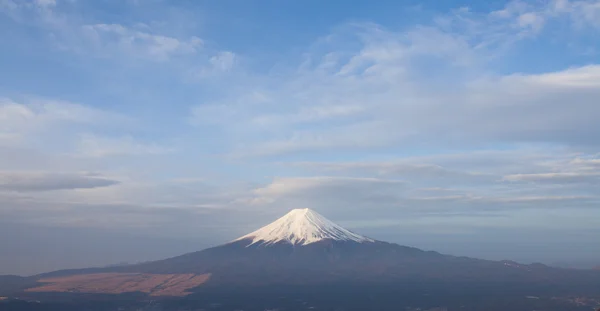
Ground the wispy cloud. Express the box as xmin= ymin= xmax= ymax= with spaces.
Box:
xmin=75 ymin=134 xmax=174 ymax=158
xmin=0 ymin=97 xmax=131 ymax=146
xmin=502 ymin=172 xmax=600 ymax=184
xmin=80 ymin=23 xmax=203 ymax=61
xmin=183 ymin=1 xmax=600 ymax=158
xmin=1 ymin=0 xmax=231 ymax=65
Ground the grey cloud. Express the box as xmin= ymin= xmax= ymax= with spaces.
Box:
xmin=0 ymin=176 xmax=256 ymax=235
xmin=241 ymin=174 xmax=600 ymax=230
xmin=397 ymin=195 xmax=600 ymax=213
xmin=293 ymin=161 xmax=495 ymax=185
xmin=502 ymin=172 xmax=600 ymax=184
xmin=484 ymin=195 xmax=597 ymax=204
xmin=43 ymin=179 xmax=252 ymax=210
xmin=0 ymin=171 xmax=119 ymax=192
xmin=244 ymin=176 xmax=408 ymax=216
xmin=246 ymin=150 xmax=600 ymax=229
xmin=252 ymin=176 xmax=407 ymax=199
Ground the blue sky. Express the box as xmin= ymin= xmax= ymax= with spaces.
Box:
xmin=1 ymin=0 xmax=600 ymax=275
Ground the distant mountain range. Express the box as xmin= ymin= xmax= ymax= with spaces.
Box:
xmin=2 ymin=208 xmax=600 ymax=297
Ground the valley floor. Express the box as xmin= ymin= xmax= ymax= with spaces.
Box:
xmin=2 ymin=284 xmax=599 ymax=311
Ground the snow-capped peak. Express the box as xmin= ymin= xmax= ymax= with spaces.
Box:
xmin=233 ymin=208 xmax=374 ymax=246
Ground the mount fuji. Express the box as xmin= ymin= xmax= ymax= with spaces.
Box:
xmin=5 ymin=209 xmax=600 ymax=297
xmin=109 ymin=208 xmax=433 ymax=284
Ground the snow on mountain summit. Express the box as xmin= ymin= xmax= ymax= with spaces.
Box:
xmin=234 ymin=208 xmax=374 ymax=246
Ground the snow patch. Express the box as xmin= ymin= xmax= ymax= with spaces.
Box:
xmin=233 ymin=208 xmax=374 ymax=246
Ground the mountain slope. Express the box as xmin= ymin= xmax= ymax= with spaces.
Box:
xmin=17 ymin=208 xmax=600 ymax=293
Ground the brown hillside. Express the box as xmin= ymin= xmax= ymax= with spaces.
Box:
xmin=26 ymin=273 xmax=210 ymax=297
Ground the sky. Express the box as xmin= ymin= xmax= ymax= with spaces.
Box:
xmin=1 ymin=0 xmax=600 ymax=275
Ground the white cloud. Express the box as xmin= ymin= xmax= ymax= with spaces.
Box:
xmin=192 ymin=51 xmax=239 ymax=79
xmin=253 ymin=176 xmax=406 ymax=197
xmin=500 ymin=153 xmax=600 ymax=184
xmin=571 ymin=157 xmax=600 ymax=169
xmin=517 ymin=12 xmax=545 ymax=32
xmin=0 ymin=98 xmax=126 ymax=124
xmin=485 ymin=0 xmax=600 ymax=35
xmin=553 ymin=0 xmax=600 ymax=29
xmin=517 ymin=65 xmax=600 ymax=87
xmin=209 ymin=51 xmax=236 ymax=71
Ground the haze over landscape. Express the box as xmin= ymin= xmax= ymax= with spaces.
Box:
xmin=2 ymin=208 xmax=600 ymax=311
xmin=1 ymin=0 xmax=600 ymax=279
